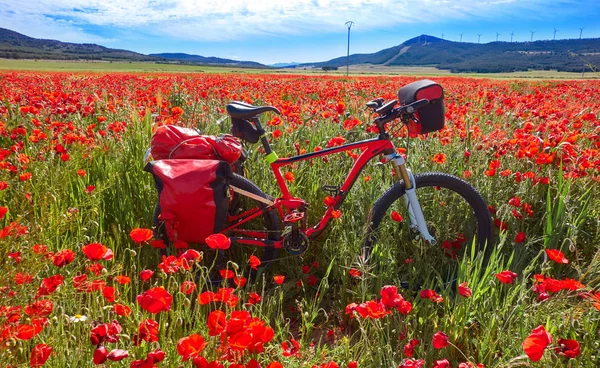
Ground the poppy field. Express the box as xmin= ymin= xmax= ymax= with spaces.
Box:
xmin=0 ymin=71 xmax=599 ymax=367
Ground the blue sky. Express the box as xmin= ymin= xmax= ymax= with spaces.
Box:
xmin=0 ymin=0 xmax=599 ymax=64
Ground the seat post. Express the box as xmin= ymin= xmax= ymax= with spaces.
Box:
xmin=251 ymin=117 xmax=273 ymax=155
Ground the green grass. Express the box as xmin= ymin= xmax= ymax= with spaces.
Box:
xmin=0 ymin=59 xmax=598 ymax=79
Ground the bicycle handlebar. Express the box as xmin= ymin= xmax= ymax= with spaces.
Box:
xmin=372 ymin=98 xmax=429 ymax=127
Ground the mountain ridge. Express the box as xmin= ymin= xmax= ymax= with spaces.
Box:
xmin=0 ymin=28 xmax=265 ymax=67
xmin=305 ymin=34 xmax=600 ymax=73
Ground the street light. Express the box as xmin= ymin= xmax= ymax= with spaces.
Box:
xmin=345 ymin=21 xmax=354 ymax=76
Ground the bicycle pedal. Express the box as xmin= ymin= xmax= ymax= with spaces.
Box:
xmin=283 ymin=211 xmax=304 ymax=223
xmin=321 ymin=185 xmax=340 ymax=196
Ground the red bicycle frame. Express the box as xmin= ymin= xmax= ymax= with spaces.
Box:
xmin=224 ymin=137 xmax=395 ymax=248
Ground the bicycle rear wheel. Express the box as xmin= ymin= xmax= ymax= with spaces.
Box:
xmin=363 ymin=172 xmax=493 ymax=286
xmin=225 ymin=173 xmax=280 ymax=280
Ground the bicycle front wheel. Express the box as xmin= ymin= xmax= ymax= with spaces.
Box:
xmin=363 ymin=172 xmax=493 ymax=284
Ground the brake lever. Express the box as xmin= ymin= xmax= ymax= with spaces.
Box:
xmin=366 ymin=98 xmax=384 ymax=110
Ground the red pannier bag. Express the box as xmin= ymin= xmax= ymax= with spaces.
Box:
xmin=151 ymin=125 xmax=242 ymax=164
xmin=144 ymin=159 xmax=233 ymax=244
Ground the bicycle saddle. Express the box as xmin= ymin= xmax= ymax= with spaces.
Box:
xmin=226 ymin=101 xmax=281 ymax=119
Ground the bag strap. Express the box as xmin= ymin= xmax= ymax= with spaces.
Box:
xmin=168 ymin=137 xmax=222 ymax=160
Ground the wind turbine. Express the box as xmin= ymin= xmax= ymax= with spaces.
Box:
xmin=477 ymin=34 xmax=482 ymax=43
xmin=553 ymin=28 xmax=558 ymax=40
xmin=496 ymin=32 xmax=501 ymax=42
xmin=459 ymin=33 xmax=463 ymax=42
xmin=530 ymin=30 xmax=536 ymax=42
xmin=579 ymin=27 xmax=585 ymax=39
xmin=510 ymin=31 xmax=515 ymax=42
xmin=441 ymin=33 xmax=444 ymax=41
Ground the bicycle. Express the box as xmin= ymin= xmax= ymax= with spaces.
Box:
xmin=154 ymin=80 xmax=494 ymax=283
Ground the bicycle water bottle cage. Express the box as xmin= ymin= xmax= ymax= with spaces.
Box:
xmin=321 ymin=185 xmax=340 ymax=196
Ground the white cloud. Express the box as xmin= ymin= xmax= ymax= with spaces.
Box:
xmin=0 ymin=0 xmax=550 ymax=42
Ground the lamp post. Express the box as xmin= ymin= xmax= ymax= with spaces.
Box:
xmin=345 ymin=21 xmax=354 ymax=76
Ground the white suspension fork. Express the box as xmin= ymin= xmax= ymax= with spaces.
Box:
xmin=385 ymin=153 xmax=437 ymax=245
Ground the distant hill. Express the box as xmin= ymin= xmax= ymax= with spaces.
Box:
xmin=0 ymin=28 xmax=267 ymax=67
xmin=269 ymin=62 xmax=302 ymax=68
xmin=309 ymin=35 xmax=600 ymax=73
xmin=149 ymin=53 xmax=265 ymax=67
xmin=0 ymin=27 xmax=160 ymax=61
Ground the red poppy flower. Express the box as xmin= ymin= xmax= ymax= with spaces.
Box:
xmin=107 ymin=349 xmax=128 ymax=361
xmin=220 ymin=269 xmax=235 ymax=279
xmin=207 ymin=310 xmax=226 ymax=336
xmin=233 ymin=276 xmax=247 ymax=288
xmin=139 ymin=269 xmax=154 ymax=281
xmin=495 ymin=270 xmax=518 ymax=284
xmin=30 ymin=343 xmax=52 ymax=367
xmin=180 ymin=281 xmax=196 ymax=295
xmin=515 ymin=232 xmax=526 ymax=243
xmin=15 ymin=272 xmax=34 ymax=285
xmin=177 ymin=334 xmax=207 ymax=361
xmin=458 ymin=282 xmax=472 ymax=298
xmin=114 ymin=275 xmax=131 ymax=285
xmin=267 ymin=363 xmax=284 ymax=368
xmin=24 ymin=300 xmax=53 ymax=318
xmin=349 ymin=268 xmax=362 ymax=278
xmin=102 ymin=286 xmax=116 ymax=303
xmin=285 ymin=171 xmax=295 ymax=182
xmin=282 ymin=338 xmax=301 ymax=357
xmin=205 ymin=234 xmax=231 ymax=250
xmin=433 ymin=360 xmax=450 ymax=368
xmin=230 ymin=331 xmax=253 ymax=350
xmin=432 ymin=153 xmax=446 ymax=164
xmin=135 ymin=319 xmax=159 ymax=344
xmin=420 ymin=289 xmax=444 ymax=303
xmin=20 ymin=172 xmax=33 ymax=181
xmin=0 ymin=206 xmax=7 ymax=220
xmin=85 ymin=185 xmax=96 ymax=194
xmin=403 ymin=339 xmax=419 ymax=357
xmin=129 ymin=228 xmax=153 ymax=243
xmin=90 ymin=320 xmax=122 ymax=345
xmin=545 ymin=249 xmax=569 ymax=264
xmin=52 ymin=249 xmax=75 ymax=267
xmin=93 ymin=346 xmax=109 ymax=364
xmin=391 ymin=211 xmax=403 ymax=223
xmin=198 ymin=291 xmax=216 ymax=305
xmin=522 ymin=325 xmax=552 ymax=361
xmin=274 ymin=275 xmax=285 ymax=285
xmin=249 ymin=255 xmax=261 ymax=270
xmin=247 ymin=292 xmax=261 ymax=305
xmin=179 ymin=249 xmax=202 ymax=263
xmin=77 ymin=169 xmax=86 ymax=177
xmin=151 ymin=239 xmax=167 ymax=249
xmin=324 ymin=196 xmax=335 ymax=206
xmin=82 ymin=243 xmax=113 ymax=261
xmin=555 ymin=338 xmax=580 ymax=358
xmin=36 ymin=274 xmax=64 ymax=297
xmin=113 ymin=303 xmax=131 ymax=317
xmin=399 ymin=358 xmax=425 ymax=368
xmin=137 ymin=287 xmax=172 ymax=314
xmin=432 ymin=331 xmax=449 ymax=349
